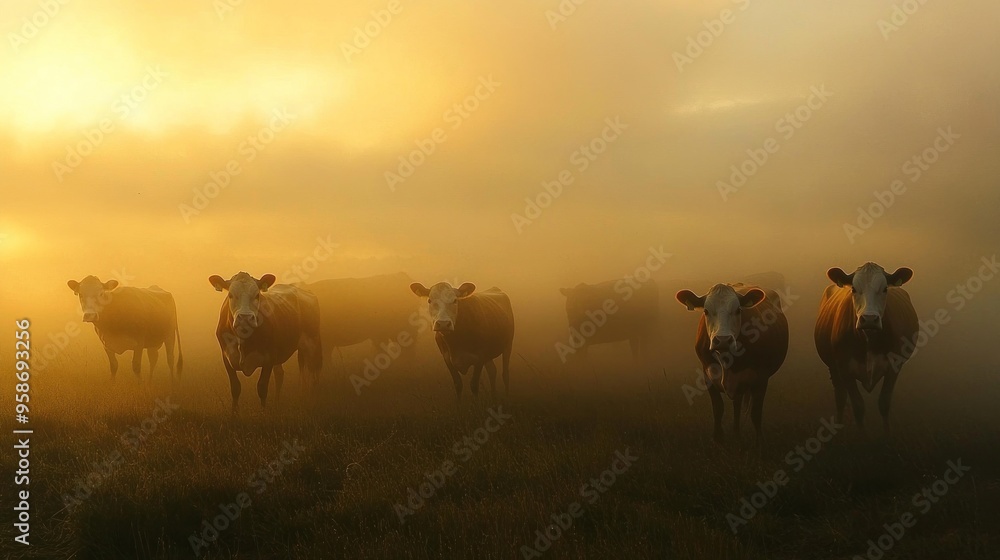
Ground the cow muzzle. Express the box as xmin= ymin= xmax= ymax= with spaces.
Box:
xmin=234 ymin=312 xmax=259 ymax=334
xmin=433 ymin=319 xmax=455 ymax=332
xmin=710 ymin=334 xmax=737 ymax=352
xmin=82 ymin=312 xmax=99 ymax=323
xmin=857 ymin=313 xmax=882 ymax=331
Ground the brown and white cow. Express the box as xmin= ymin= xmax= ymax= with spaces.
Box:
xmin=410 ymin=281 xmax=514 ymax=401
xmin=814 ymin=263 xmax=917 ymax=435
xmin=209 ymin=272 xmax=323 ymax=413
xmin=676 ymin=283 xmax=788 ymax=445
xmin=67 ymin=276 xmax=183 ymax=379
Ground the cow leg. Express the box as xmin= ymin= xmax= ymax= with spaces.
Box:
xmin=878 ymin=371 xmax=898 ymax=436
xmin=750 ymin=381 xmax=768 ymax=448
xmin=629 ymin=337 xmax=641 ymax=362
xmin=501 ymin=348 xmax=511 ymax=396
xmin=445 ymin=360 xmax=463 ymax=402
xmin=224 ymin=359 xmax=241 ymax=414
xmin=164 ymin=332 xmax=176 ymax=378
xmin=708 ymin=384 xmax=725 ymax=444
xmin=131 ymin=348 xmax=143 ymax=378
xmin=846 ymin=379 xmax=866 ymax=435
xmin=106 ymin=349 xmax=119 ymax=379
xmin=147 ymin=347 xmax=159 ymax=377
xmin=470 ymin=364 xmax=484 ymax=399
xmin=832 ymin=371 xmax=849 ymax=425
xmin=732 ymin=392 xmax=743 ymax=439
xmin=257 ymin=364 xmax=273 ymax=409
xmin=485 ymin=359 xmax=498 ymax=401
xmin=273 ymin=363 xmax=285 ymax=405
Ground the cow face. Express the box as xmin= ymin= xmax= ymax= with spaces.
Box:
xmin=676 ymin=284 xmax=765 ymax=352
xmin=209 ymin=272 xmax=276 ymax=336
xmin=410 ymin=281 xmax=476 ymax=332
xmin=828 ymin=263 xmax=912 ymax=331
xmin=67 ymin=276 xmax=119 ymax=322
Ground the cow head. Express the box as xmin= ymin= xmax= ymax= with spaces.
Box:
xmin=67 ymin=276 xmax=119 ymax=322
xmin=209 ymin=272 xmax=276 ymax=337
xmin=559 ymin=284 xmax=592 ymax=323
xmin=675 ymin=284 xmax=765 ymax=353
xmin=410 ymin=281 xmax=476 ymax=332
xmin=828 ymin=263 xmax=912 ymax=332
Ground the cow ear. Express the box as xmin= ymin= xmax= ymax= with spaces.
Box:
xmin=675 ymin=290 xmax=706 ymax=311
xmin=886 ymin=267 xmax=913 ymax=286
xmin=209 ymin=275 xmax=229 ymax=292
xmin=457 ymin=282 xmax=476 ymax=298
xmin=559 ymin=288 xmax=571 ymax=297
xmin=739 ymin=288 xmax=766 ymax=308
xmin=258 ymin=274 xmax=276 ymax=291
xmin=103 ymin=279 xmax=119 ymax=290
xmin=67 ymin=280 xmax=80 ymax=294
xmin=410 ymin=283 xmax=430 ymax=297
xmin=827 ymin=268 xmax=853 ymax=287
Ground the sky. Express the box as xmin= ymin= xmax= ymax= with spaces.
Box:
xmin=1 ymin=0 xmax=998 ymax=356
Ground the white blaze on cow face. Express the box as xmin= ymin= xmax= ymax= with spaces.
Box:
xmin=67 ymin=276 xmax=119 ymax=322
xmin=209 ymin=272 xmax=276 ymax=337
xmin=676 ymin=284 xmax=765 ymax=353
xmin=828 ymin=263 xmax=913 ymax=331
xmin=410 ymin=281 xmax=476 ymax=332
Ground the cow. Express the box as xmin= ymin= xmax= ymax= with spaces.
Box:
xmin=209 ymin=272 xmax=323 ymax=413
xmin=676 ymin=283 xmax=788 ymax=445
xmin=298 ymin=273 xmax=420 ymax=369
xmin=814 ymin=263 xmax=917 ymax=435
xmin=409 ymin=281 xmax=514 ymax=401
xmin=558 ymin=279 xmax=659 ymax=363
xmin=67 ymin=276 xmax=183 ymax=379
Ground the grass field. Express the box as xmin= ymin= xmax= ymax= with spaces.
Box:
xmin=2 ymin=343 xmax=998 ymax=560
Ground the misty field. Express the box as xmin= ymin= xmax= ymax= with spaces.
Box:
xmin=2 ymin=345 xmax=998 ymax=560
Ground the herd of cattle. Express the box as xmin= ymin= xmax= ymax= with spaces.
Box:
xmin=66 ymin=262 xmax=918 ymax=443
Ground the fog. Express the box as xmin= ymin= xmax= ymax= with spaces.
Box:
xmin=1 ymin=0 xmax=998 ymax=388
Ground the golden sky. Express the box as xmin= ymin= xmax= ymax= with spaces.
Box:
xmin=1 ymin=0 xmax=998 ymax=321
